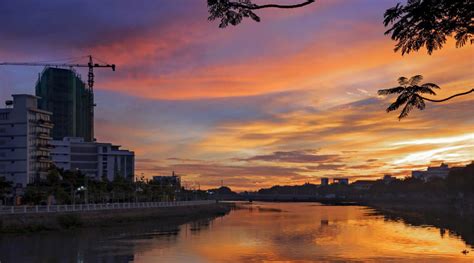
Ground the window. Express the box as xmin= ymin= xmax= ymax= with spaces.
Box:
xmin=71 ymin=155 xmax=97 ymax=162
xmin=0 ymin=112 xmax=9 ymax=120
xmin=71 ymin=146 xmax=97 ymax=154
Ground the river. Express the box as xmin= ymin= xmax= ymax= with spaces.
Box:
xmin=0 ymin=202 xmax=472 ymax=262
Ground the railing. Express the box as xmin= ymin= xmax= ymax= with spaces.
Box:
xmin=0 ymin=200 xmax=215 ymax=215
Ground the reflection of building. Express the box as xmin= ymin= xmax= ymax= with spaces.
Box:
xmin=332 ymin=178 xmax=349 ymax=185
xmin=412 ymin=163 xmax=450 ymax=181
xmin=152 ymin=172 xmax=181 ymax=189
xmin=351 ymin=180 xmax=375 ymax=191
xmin=0 ymin=94 xmax=53 ymax=186
xmin=51 ymin=137 xmax=134 ymax=181
xmin=36 ymin=68 xmax=94 ymax=141
xmin=320 ymin=177 xmax=329 ymax=186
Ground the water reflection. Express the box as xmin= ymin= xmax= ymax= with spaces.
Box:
xmin=367 ymin=205 xmax=474 ymax=248
xmin=0 ymin=217 xmax=215 ymax=263
xmin=0 ymin=202 xmax=472 ymax=262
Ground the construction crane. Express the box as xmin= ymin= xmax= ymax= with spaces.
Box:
xmin=0 ymin=55 xmax=115 ymax=90
xmin=0 ymin=55 xmax=115 ymax=140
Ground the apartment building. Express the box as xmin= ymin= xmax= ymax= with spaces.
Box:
xmin=0 ymin=94 xmax=53 ymax=187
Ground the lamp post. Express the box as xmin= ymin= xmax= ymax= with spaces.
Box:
xmin=77 ymin=186 xmax=87 ymax=204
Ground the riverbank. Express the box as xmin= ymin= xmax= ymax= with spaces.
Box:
xmin=0 ymin=202 xmax=232 ymax=233
xmin=364 ymin=201 xmax=474 ymax=247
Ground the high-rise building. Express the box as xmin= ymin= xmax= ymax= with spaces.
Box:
xmin=35 ymin=67 xmax=94 ymax=141
xmin=0 ymin=94 xmax=53 ymax=187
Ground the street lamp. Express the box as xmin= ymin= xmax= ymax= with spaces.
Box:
xmin=77 ymin=186 xmax=87 ymax=204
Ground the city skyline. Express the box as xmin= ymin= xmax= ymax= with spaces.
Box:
xmin=1 ymin=0 xmax=473 ymax=191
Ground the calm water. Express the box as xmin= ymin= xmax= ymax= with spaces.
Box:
xmin=0 ymin=202 xmax=473 ymax=262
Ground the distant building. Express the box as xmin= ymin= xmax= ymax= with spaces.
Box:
xmin=332 ymin=178 xmax=349 ymax=185
xmin=351 ymin=180 xmax=376 ymax=191
xmin=412 ymin=163 xmax=450 ymax=182
xmin=382 ymin=174 xmax=396 ymax=184
xmin=152 ymin=172 xmax=181 ymax=189
xmin=35 ymin=68 xmax=94 ymax=142
xmin=0 ymin=94 xmax=54 ymax=186
xmin=51 ymin=137 xmax=134 ymax=181
xmin=320 ymin=177 xmax=329 ymax=186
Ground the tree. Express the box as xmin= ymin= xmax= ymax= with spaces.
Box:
xmin=382 ymin=1 xmax=474 ymax=118
xmin=0 ymin=176 xmax=12 ymax=204
xmin=446 ymin=162 xmax=474 ymax=193
xmin=207 ymin=0 xmax=315 ymax=28
xmin=384 ymin=0 xmax=474 ymax=55
xmin=378 ymin=75 xmax=474 ymax=119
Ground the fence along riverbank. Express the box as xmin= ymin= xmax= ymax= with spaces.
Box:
xmin=0 ymin=200 xmax=230 ymax=233
xmin=0 ymin=200 xmax=215 ymax=215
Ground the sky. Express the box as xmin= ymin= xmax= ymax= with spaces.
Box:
xmin=0 ymin=0 xmax=473 ymax=191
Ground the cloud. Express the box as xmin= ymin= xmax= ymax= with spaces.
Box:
xmin=243 ymin=149 xmax=341 ymax=163
xmin=1 ymin=0 xmax=473 ymax=191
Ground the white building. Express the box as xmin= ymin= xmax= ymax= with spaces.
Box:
xmin=51 ymin=137 xmax=134 ymax=181
xmin=0 ymin=94 xmax=54 ymax=187
xmin=412 ymin=163 xmax=450 ymax=181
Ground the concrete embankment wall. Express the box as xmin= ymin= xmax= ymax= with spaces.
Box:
xmin=0 ymin=203 xmax=231 ymax=233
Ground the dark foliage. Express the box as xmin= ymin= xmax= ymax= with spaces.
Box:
xmin=10 ymin=167 xmax=194 ymax=205
xmin=447 ymin=162 xmax=474 ymax=193
xmin=207 ymin=0 xmax=315 ymax=28
xmin=384 ymin=0 xmax=474 ymax=55
xmin=0 ymin=176 xmax=12 ymax=200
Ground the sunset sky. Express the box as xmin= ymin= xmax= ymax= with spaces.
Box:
xmin=1 ymin=0 xmax=473 ymax=191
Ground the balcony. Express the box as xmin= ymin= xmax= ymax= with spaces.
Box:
xmin=37 ymin=119 xmax=54 ymax=128
xmin=36 ymin=156 xmax=52 ymax=163
xmin=36 ymin=143 xmax=54 ymax=151
xmin=37 ymin=132 xmax=52 ymax=139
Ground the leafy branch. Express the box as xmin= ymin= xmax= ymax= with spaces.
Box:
xmin=208 ymin=0 xmax=315 ymax=28
xmin=378 ymin=75 xmax=473 ymax=120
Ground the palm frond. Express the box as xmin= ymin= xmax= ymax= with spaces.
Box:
xmin=414 ymin=95 xmax=426 ymax=110
xmin=397 ymin=76 xmax=408 ymax=85
xmin=413 ymin=85 xmax=437 ymax=95
xmin=387 ymin=93 xmax=410 ymax=112
xmin=378 ymin=86 xmax=405 ymax=95
xmin=408 ymin=75 xmax=423 ymax=86
xmin=398 ymin=95 xmax=417 ymax=119
xmin=421 ymin=83 xmax=440 ymax=89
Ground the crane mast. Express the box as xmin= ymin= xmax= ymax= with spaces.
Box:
xmin=0 ymin=55 xmax=115 ymax=141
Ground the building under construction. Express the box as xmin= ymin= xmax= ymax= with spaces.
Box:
xmin=35 ymin=67 xmax=94 ymax=141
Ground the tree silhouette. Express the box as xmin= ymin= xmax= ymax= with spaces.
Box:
xmin=378 ymin=75 xmax=474 ymax=119
xmin=384 ymin=0 xmax=473 ymax=55
xmin=207 ymin=0 xmax=315 ymax=28
xmin=0 ymin=176 xmax=12 ymax=202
